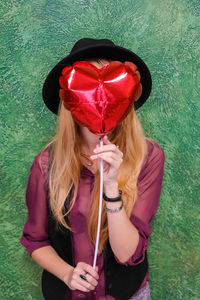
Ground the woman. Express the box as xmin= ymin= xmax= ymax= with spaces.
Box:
xmin=20 ymin=38 xmax=165 ymax=300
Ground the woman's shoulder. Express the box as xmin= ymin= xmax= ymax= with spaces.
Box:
xmin=31 ymin=146 xmax=50 ymax=177
xmin=138 ymin=138 xmax=165 ymax=182
xmin=145 ymin=138 xmax=165 ymax=161
xmin=140 ymin=138 xmax=165 ymax=175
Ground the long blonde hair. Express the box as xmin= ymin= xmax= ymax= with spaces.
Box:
xmin=44 ymin=59 xmax=151 ymax=252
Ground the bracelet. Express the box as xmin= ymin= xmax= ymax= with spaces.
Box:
xmin=103 ymin=189 xmax=122 ymax=202
xmin=105 ymin=200 xmax=123 ymax=213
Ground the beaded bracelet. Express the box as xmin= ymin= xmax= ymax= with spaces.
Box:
xmin=105 ymin=200 xmax=123 ymax=213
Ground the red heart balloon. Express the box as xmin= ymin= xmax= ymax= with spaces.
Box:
xmin=59 ymin=60 xmax=141 ymax=136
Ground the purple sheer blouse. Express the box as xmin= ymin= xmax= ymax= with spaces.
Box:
xmin=20 ymin=139 xmax=165 ymax=300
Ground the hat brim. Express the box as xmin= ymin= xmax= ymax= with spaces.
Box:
xmin=42 ymin=44 xmax=152 ymax=114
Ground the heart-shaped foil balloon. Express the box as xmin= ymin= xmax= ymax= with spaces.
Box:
xmin=59 ymin=60 xmax=141 ymax=136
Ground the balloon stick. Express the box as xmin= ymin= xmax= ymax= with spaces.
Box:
xmin=93 ymin=136 xmax=104 ymax=268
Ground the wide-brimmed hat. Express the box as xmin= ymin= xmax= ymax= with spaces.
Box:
xmin=42 ymin=38 xmax=152 ymax=114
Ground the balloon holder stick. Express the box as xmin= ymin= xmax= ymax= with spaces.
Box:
xmin=92 ymin=136 xmax=104 ymax=268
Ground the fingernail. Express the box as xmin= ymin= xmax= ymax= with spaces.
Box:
xmin=90 ymin=155 xmax=97 ymax=159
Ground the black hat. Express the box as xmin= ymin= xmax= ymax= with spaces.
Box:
xmin=42 ymin=38 xmax=152 ymax=114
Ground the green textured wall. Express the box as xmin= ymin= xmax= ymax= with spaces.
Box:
xmin=1 ymin=0 xmax=199 ymax=299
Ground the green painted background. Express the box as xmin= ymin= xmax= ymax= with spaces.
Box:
xmin=1 ymin=0 xmax=199 ymax=299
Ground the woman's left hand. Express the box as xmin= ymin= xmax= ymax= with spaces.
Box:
xmin=90 ymin=135 xmax=123 ymax=185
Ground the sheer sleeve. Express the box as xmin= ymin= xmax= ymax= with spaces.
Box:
xmin=20 ymin=149 xmax=51 ymax=256
xmin=114 ymin=140 xmax=165 ymax=266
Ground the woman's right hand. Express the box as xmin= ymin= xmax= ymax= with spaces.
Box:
xmin=64 ymin=262 xmax=99 ymax=292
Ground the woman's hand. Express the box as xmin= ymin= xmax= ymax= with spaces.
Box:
xmin=64 ymin=262 xmax=99 ymax=292
xmin=90 ymin=135 xmax=123 ymax=185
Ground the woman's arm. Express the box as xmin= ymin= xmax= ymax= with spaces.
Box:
xmin=32 ymin=245 xmax=99 ymax=292
xmin=91 ymin=137 xmax=165 ymax=265
xmin=31 ymin=245 xmax=74 ymax=284
xmin=104 ymin=184 xmax=140 ymax=263
xmin=21 ymin=152 xmax=99 ymax=292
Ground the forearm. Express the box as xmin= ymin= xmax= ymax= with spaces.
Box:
xmin=104 ymin=182 xmax=139 ymax=263
xmin=31 ymin=245 xmax=74 ymax=284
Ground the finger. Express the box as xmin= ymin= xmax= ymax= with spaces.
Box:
xmin=96 ymin=153 xmax=122 ymax=166
xmin=70 ymin=269 xmax=91 ymax=292
xmin=93 ymin=144 xmax=120 ymax=155
xmin=73 ymin=280 xmax=91 ymax=292
xmin=102 ymin=135 xmax=121 ymax=154
xmin=81 ymin=273 xmax=98 ymax=287
xmin=102 ymin=135 xmax=112 ymax=144
xmin=94 ymin=143 xmax=100 ymax=150
xmin=80 ymin=263 xmax=99 ymax=280
xmin=95 ymin=266 xmax=99 ymax=272
xmin=76 ymin=274 xmax=95 ymax=291
xmin=95 ymin=136 xmax=121 ymax=155
xmin=73 ymin=269 xmax=95 ymax=291
xmin=100 ymin=151 xmax=119 ymax=161
xmin=91 ymin=151 xmax=118 ymax=162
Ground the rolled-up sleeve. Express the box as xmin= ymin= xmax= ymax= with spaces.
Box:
xmin=114 ymin=140 xmax=165 ymax=266
xmin=20 ymin=151 xmax=51 ymax=256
